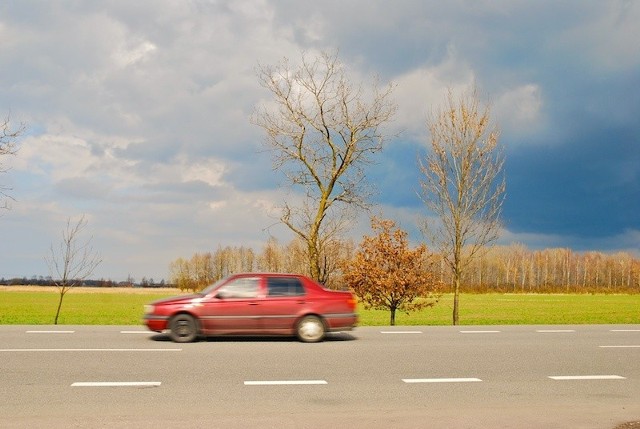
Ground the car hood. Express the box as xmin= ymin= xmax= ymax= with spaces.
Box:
xmin=149 ymin=294 xmax=202 ymax=306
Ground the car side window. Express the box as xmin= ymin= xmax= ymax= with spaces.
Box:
xmin=267 ymin=277 xmax=305 ymax=297
xmin=216 ymin=278 xmax=260 ymax=299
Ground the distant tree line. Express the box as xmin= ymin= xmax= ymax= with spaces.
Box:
xmin=4 ymin=242 xmax=638 ymax=294
xmin=169 ymin=238 xmax=355 ymax=291
xmin=168 ymin=238 xmax=640 ymax=294
xmin=459 ymin=244 xmax=640 ymax=293
xmin=0 ymin=276 xmax=167 ymax=288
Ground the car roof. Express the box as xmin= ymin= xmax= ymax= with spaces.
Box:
xmin=231 ymin=272 xmax=305 ymax=278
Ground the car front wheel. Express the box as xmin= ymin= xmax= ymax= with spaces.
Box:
xmin=296 ymin=315 xmax=325 ymax=343
xmin=168 ymin=314 xmax=198 ymax=343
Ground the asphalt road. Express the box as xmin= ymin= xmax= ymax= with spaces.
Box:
xmin=1 ymin=324 xmax=639 ymax=428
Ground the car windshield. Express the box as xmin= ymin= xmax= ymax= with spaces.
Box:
xmin=199 ymin=277 xmax=228 ymax=296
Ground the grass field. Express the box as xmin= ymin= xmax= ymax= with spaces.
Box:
xmin=0 ymin=287 xmax=638 ymax=325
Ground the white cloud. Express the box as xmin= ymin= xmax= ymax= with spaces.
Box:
xmin=392 ymin=44 xmax=476 ymax=140
xmin=494 ymin=84 xmax=544 ymax=141
xmin=112 ymin=40 xmax=157 ymax=68
xmin=180 ymin=158 xmax=228 ymax=188
xmin=15 ymin=134 xmax=98 ymax=181
xmin=560 ymin=1 xmax=640 ymax=73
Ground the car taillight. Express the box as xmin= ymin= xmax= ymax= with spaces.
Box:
xmin=347 ymin=296 xmax=357 ymax=310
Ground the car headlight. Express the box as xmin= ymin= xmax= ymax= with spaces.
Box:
xmin=144 ymin=305 xmax=155 ymax=314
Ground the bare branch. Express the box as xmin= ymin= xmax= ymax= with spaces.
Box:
xmin=1 ymin=114 xmax=25 ymax=210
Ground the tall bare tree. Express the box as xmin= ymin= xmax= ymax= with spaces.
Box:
xmin=1 ymin=114 xmax=25 ymax=210
xmin=46 ymin=215 xmax=102 ymax=324
xmin=253 ymin=51 xmax=396 ymax=284
xmin=419 ymin=87 xmax=506 ymax=325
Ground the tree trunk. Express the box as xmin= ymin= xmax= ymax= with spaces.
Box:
xmin=54 ymin=290 xmax=65 ymax=325
xmin=453 ymin=275 xmax=460 ymax=325
xmin=307 ymin=238 xmax=321 ymax=282
xmin=390 ymin=307 xmax=396 ymax=326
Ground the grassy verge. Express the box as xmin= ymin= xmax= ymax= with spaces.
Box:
xmin=0 ymin=288 xmax=638 ymax=325
xmin=0 ymin=290 xmax=173 ymax=325
xmin=367 ymin=294 xmax=640 ymax=325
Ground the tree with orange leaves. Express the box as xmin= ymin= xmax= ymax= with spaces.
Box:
xmin=342 ymin=217 xmax=441 ymax=325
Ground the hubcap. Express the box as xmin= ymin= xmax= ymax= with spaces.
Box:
xmin=300 ymin=319 xmax=322 ymax=340
xmin=175 ymin=320 xmax=191 ymax=337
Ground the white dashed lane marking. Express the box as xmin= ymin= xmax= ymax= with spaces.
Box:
xmin=244 ymin=380 xmax=328 ymax=386
xmin=548 ymin=375 xmax=625 ymax=381
xmin=0 ymin=348 xmax=182 ymax=352
xmin=72 ymin=382 xmax=161 ymax=387
xmin=26 ymin=330 xmax=75 ymax=334
xmin=403 ymin=378 xmax=482 ymax=383
xmin=599 ymin=345 xmax=640 ymax=348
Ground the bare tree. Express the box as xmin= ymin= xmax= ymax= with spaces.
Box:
xmin=46 ymin=215 xmax=102 ymax=324
xmin=253 ymin=50 xmax=396 ymax=284
xmin=1 ymin=114 xmax=25 ymax=210
xmin=419 ymin=87 xmax=506 ymax=325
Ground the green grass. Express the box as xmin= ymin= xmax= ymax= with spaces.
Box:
xmin=0 ymin=291 xmax=172 ymax=325
xmin=1 ymin=290 xmax=639 ymax=325
xmin=362 ymin=294 xmax=640 ymax=325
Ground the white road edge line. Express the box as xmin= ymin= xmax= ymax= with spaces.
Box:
xmin=610 ymin=329 xmax=640 ymax=332
xmin=460 ymin=330 xmax=501 ymax=334
xmin=244 ymin=380 xmax=328 ymax=386
xmin=72 ymin=382 xmax=161 ymax=387
xmin=26 ymin=331 xmax=75 ymax=334
xmin=380 ymin=331 xmax=423 ymax=334
xmin=403 ymin=378 xmax=482 ymax=383
xmin=0 ymin=348 xmax=182 ymax=352
xmin=536 ymin=330 xmax=576 ymax=333
xmin=548 ymin=375 xmax=626 ymax=381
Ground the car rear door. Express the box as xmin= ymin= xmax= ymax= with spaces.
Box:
xmin=259 ymin=276 xmax=307 ymax=333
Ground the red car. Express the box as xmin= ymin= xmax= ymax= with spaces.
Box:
xmin=143 ymin=273 xmax=358 ymax=343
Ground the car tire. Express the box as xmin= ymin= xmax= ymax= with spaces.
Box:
xmin=168 ymin=314 xmax=199 ymax=343
xmin=296 ymin=315 xmax=325 ymax=343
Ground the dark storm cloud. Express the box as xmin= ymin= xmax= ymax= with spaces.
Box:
xmin=505 ymin=126 xmax=639 ymax=240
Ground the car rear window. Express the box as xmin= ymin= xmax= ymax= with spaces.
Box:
xmin=267 ymin=277 xmax=305 ymax=297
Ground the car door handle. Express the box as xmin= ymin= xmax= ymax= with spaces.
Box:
xmin=248 ymin=302 xmax=259 ymax=306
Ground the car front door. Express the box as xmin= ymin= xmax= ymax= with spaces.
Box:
xmin=199 ymin=277 xmax=262 ymax=335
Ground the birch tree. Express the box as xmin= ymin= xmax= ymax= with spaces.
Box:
xmin=419 ymin=87 xmax=505 ymax=325
xmin=253 ymin=51 xmax=396 ymax=284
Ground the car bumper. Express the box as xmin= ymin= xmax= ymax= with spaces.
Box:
xmin=325 ymin=312 xmax=358 ymax=331
xmin=143 ymin=315 xmax=169 ymax=332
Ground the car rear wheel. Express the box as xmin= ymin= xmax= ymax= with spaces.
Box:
xmin=169 ymin=314 xmax=198 ymax=343
xmin=296 ymin=315 xmax=325 ymax=343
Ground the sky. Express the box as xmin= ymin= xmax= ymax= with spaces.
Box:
xmin=1 ymin=1 xmax=638 ymax=282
